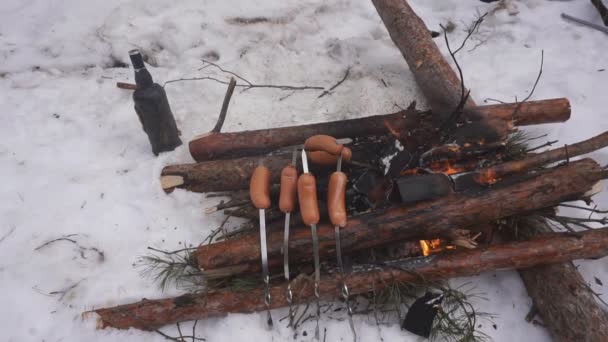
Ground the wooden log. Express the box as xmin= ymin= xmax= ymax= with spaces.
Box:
xmin=167 ymin=99 xmax=571 ymax=194
xmin=514 ymin=219 xmax=608 ymax=342
xmin=161 ymin=153 xmax=292 ymax=193
xmin=370 ymin=0 xmax=476 ymax=119
xmin=93 ymin=227 xmax=608 ymax=330
xmin=195 ymin=159 xmax=606 ymax=275
xmin=592 ymin=0 xmax=608 ymax=26
xmin=474 ymin=130 xmax=608 ymax=183
xmin=188 ymin=99 xmax=569 ymax=162
xmin=372 ymin=1 xmax=608 ymax=339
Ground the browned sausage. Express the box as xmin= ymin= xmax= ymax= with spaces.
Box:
xmin=279 ymin=165 xmax=298 ymax=213
xmin=304 ymin=135 xmax=343 ymax=155
xmin=308 ymin=148 xmax=353 ymax=166
xmin=328 ymin=171 xmax=347 ymax=227
xmin=297 ymin=173 xmax=320 ymax=226
xmin=250 ymin=166 xmax=271 ymax=209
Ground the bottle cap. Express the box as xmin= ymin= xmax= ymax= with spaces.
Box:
xmin=129 ymin=49 xmax=145 ymax=70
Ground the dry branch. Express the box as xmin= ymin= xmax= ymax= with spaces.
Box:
xmin=93 ymin=227 xmax=608 ymax=330
xmin=195 ymin=159 xmax=605 ymax=276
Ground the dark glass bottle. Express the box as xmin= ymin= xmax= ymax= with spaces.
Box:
xmin=129 ymin=49 xmax=182 ymax=156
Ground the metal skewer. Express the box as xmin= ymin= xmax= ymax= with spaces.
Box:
xmin=250 ymin=162 xmax=273 ymax=328
xmin=334 ymin=154 xmax=357 ymax=341
xmin=283 ymin=150 xmax=298 ymax=327
xmin=301 ymin=150 xmax=322 ymax=340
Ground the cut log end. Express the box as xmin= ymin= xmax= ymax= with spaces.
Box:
xmin=161 ymin=175 xmax=184 ymax=192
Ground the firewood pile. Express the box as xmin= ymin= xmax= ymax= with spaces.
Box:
xmin=91 ymin=1 xmax=608 ymax=341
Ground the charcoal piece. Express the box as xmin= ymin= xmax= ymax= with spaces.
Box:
xmin=402 ymin=292 xmax=444 ymax=338
xmin=395 ymin=173 xmax=452 ymax=204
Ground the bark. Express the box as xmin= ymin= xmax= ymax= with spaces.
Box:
xmin=195 ymin=159 xmax=605 ymax=276
xmin=474 ymin=130 xmax=608 ymax=183
xmin=93 ymin=227 xmax=608 ymax=330
xmin=370 ymin=0 xmax=476 ymax=119
xmin=516 ymin=219 xmax=608 ymax=342
xmin=188 ymin=98 xmax=569 ymax=162
xmin=161 ymin=153 xmax=292 ymax=193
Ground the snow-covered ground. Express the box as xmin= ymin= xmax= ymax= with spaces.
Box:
xmin=1 ymin=0 xmax=607 ymax=341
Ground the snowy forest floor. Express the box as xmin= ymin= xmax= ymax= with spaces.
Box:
xmin=1 ymin=0 xmax=608 ymax=341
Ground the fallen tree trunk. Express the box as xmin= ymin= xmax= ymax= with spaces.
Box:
xmin=188 ymin=98 xmax=569 ymax=162
xmin=93 ymin=227 xmax=608 ymax=330
xmin=371 ymin=0 xmax=476 ymax=119
xmin=514 ymin=218 xmax=608 ymax=342
xmin=195 ymin=159 xmax=606 ymax=276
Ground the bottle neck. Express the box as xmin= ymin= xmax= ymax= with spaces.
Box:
xmin=129 ymin=49 xmax=154 ymax=88
xmin=134 ymin=68 xmax=154 ymax=88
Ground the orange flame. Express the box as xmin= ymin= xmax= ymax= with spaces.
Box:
xmin=420 ymin=239 xmax=456 ymax=256
xmin=428 ymin=160 xmax=466 ymax=175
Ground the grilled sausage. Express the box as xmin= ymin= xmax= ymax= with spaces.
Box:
xmin=250 ymin=166 xmax=271 ymax=209
xmin=328 ymin=171 xmax=347 ymax=227
xmin=279 ymin=165 xmax=298 ymax=213
xmin=304 ymin=135 xmax=344 ymax=155
xmin=308 ymin=147 xmax=353 ymax=166
xmin=297 ymin=173 xmax=320 ymax=226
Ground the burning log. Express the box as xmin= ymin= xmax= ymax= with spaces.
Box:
xmin=188 ymin=98 xmax=569 ymax=162
xmin=195 ymin=159 xmax=606 ymax=277
xmin=93 ymin=227 xmax=608 ymax=330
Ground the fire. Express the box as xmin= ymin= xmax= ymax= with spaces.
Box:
xmin=419 ymin=239 xmax=456 ymax=256
xmin=428 ymin=160 xmax=466 ymax=175
xmin=475 ymin=169 xmax=499 ymax=185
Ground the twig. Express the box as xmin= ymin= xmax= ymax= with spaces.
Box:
xmin=559 ymin=203 xmax=608 ymax=214
xmin=525 ymin=140 xmax=559 ymax=153
xmin=562 ymin=13 xmax=608 ymax=34
xmin=164 ymin=59 xmax=324 ymax=91
xmin=318 ymin=67 xmax=351 ymax=98
xmin=116 ymin=82 xmax=137 ymax=90
xmin=49 ymin=279 xmax=84 ymax=301
xmin=0 ymin=225 xmax=16 ymax=245
xmin=154 ymin=328 xmax=206 ymax=342
xmin=147 ymin=246 xmax=197 ymax=256
xmin=510 ymin=50 xmax=544 ymax=119
xmin=34 ymin=234 xmax=79 ymax=251
xmin=211 ymin=78 xmax=237 ymax=133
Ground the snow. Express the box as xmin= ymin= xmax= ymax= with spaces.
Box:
xmin=1 ymin=0 xmax=607 ymax=341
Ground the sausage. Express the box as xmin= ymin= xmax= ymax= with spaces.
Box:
xmin=308 ymin=147 xmax=353 ymax=166
xmin=250 ymin=166 xmax=271 ymax=209
xmin=304 ymin=135 xmax=344 ymax=155
xmin=279 ymin=165 xmax=298 ymax=213
xmin=297 ymin=173 xmax=320 ymax=226
xmin=328 ymin=171 xmax=348 ymax=227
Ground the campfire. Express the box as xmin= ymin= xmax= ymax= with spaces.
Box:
xmin=91 ymin=1 xmax=608 ymax=341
